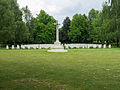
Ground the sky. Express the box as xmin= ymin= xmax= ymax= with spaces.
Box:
xmin=17 ymin=0 xmax=107 ymax=25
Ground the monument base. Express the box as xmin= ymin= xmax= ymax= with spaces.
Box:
xmin=48 ymin=49 xmax=68 ymax=52
xmin=48 ymin=41 xmax=68 ymax=52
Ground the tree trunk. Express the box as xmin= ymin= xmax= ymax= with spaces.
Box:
xmin=118 ymin=38 xmax=120 ymax=47
xmin=117 ymin=38 xmax=119 ymax=47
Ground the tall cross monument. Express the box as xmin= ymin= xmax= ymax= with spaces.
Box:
xmin=48 ymin=20 xmax=68 ymax=52
xmin=54 ymin=20 xmax=61 ymax=45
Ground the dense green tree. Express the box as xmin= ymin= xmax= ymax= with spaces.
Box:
xmin=60 ymin=17 xmax=71 ymax=43
xmin=83 ymin=14 xmax=88 ymax=20
xmin=22 ymin=6 xmax=31 ymax=23
xmin=88 ymin=9 xmax=99 ymax=43
xmin=10 ymin=0 xmax=29 ymax=44
xmin=0 ymin=0 xmax=15 ymax=44
xmin=99 ymin=4 xmax=110 ymax=43
xmin=96 ymin=0 xmax=120 ymax=46
xmin=91 ymin=13 xmax=100 ymax=42
xmin=88 ymin=9 xmax=99 ymax=22
xmin=15 ymin=21 xmax=29 ymax=44
xmin=92 ymin=12 xmax=109 ymax=43
xmin=28 ymin=17 xmax=35 ymax=43
xmin=10 ymin=0 xmax=22 ymax=22
xmin=88 ymin=4 xmax=112 ymax=44
xmin=1 ymin=0 xmax=120 ymax=46
xmin=90 ymin=1 xmax=120 ymax=46
xmin=69 ymin=14 xmax=88 ymax=43
xmin=22 ymin=6 xmax=34 ymax=43
xmin=107 ymin=0 xmax=120 ymax=46
xmin=34 ymin=10 xmax=56 ymax=44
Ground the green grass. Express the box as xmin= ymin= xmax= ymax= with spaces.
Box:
xmin=0 ymin=49 xmax=120 ymax=90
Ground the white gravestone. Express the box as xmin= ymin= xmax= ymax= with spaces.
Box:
xmin=6 ymin=45 xmax=9 ymax=49
xmin=17 ymin=45 xmax=20 ymax=49
xmin=48 ymin=20 xmax=67 ymax=52
xmin=23 ymin=45 xmax=25 ymax=49
xmin=38 ymin=45 xmax=41 ymax=49
xmin=28 ymin=46 xmax=30 ymax=49
xmin=12 ymin=45 xmax=14 ymax=49
xmin=103 ymin=44 xmax=106 ymax=48
xmin=93 ymin=45 xmax=97 ymax=48
xmin=98 ymin=45 xmax=102 ymax=48
xmin=88 ymin=45 xmax=90 ymax=48
xmin=109 ymin=44 xmax=111 ymax=48
xmin=65 ymin=44 xmax=68 ymax=49
xmin=21 ymin=45 xmax=25 ymax=49
xmin=33 ymin=46 xmax=36 ymax=49
xmin=82 ymin=45 xmax=85 ymax=48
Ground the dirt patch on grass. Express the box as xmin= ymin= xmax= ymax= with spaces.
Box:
xmin=14 ymin=78 xmax=73 ymax=89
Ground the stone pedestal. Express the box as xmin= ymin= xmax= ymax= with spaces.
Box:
xmin=48 ymin=41 xmax=68 ymax=52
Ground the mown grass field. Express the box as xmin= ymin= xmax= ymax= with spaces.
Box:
xmin=0 ymin=49 xmax=120 ymax=90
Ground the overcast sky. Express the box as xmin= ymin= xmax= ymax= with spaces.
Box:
xmin=17 ymin=0 xmax=107 ymax=24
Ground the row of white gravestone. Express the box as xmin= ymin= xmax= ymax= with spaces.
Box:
xmin=65 ymin=44 xmax=111 ymax=49
xmin=6 ymin=44 xmax=55 ymax=49
xmin=6 ymin=45 xmax=20 ymax=49
xmin=6 ymin=44 xmax=112 ymax=49
xmin=23 ymin=44 xmax=55 ymax=49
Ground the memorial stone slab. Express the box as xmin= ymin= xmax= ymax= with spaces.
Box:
xmin=103 ymin=44 xmax=106 ymax=48
xmin=12 ymin=45 xmax=14 ymax=49
xmin=109 ymin=44 xmax=111 ymax=48
xmin=6 ymin=45 xmax=9 ymax=49
xmin=17 ymin=45 xmax=20 ymax=49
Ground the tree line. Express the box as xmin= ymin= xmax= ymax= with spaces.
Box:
xmin=0 ymin=0 xmax=120 ymax=47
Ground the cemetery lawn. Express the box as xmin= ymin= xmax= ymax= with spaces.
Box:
xmin=0 ymin=49 xmax=120 ymax=90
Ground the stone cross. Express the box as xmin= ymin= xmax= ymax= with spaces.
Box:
xmin=48 ymin=20 xmax=68 ymax=52
xmin=54 ymin=20 xmax=60 ymax=42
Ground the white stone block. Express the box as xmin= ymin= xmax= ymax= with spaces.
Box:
xmin=12 ymin=45 xmax=14 ymax=49
xmin=6 ymin=45 xmax=9 ymax=49
xmin=103 ymin=44 xmax=106 ymax=48
xmin=88 ymin=45 xmax=90 ymax=48
xmin=33 ymin=46 xmax=36 ymax=49
xmin=39 ymin=46 xmax=41 ymax=49
xmin=109 ymin=44 xmax=111 ymax=48
xmin=48 ymin=49 xmax=68 ymax=52
xmin=93 ymin=45 xmax=97 ymax=48
xmin=98 ymin=45 xmax=102 ymax=48
xmin=82 ymin=45 xmax=85 ymax=48
xmin=21 ymin=45 xmax=25 ymax=49
xmin=66 ymin=45 xmax=69 ymax=49
xmin=17 ymin=45 xmax=19 ymax=49
xmin=28 ymin=46 xmax=30 ymax=49
xmin=48 ymin=41 xmax=68 ymax=52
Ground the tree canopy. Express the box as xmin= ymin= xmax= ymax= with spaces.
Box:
xmin=69 ymin=14 xmax=88 ymax=43
xmin=0 ymin=0 xmax=120 ymax=47
xmin=33 ymin=10 xmax=56 ymax=44
xmin=0 ymin=0 xmax=15 ymax=44
xmin=60 ymin=17 xmax=71 ymax=43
